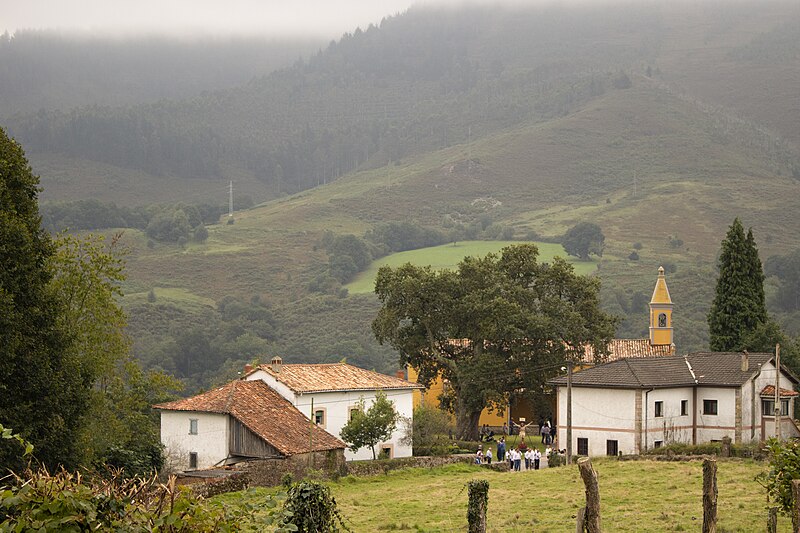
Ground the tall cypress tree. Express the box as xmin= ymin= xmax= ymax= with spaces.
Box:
xmin=0 ymin=128 xmax=86 ymax=470
xmin=708 ymin=218 xmax=769 ymax=352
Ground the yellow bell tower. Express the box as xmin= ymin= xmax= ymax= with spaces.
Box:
xmin=649 ymin=266 xmax=674 ymax=347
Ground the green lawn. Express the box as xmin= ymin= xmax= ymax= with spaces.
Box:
xmin=345 ymin=241 xmax=597 ymax=294
xmin=218 ymin=458 xmax=783 ymax=532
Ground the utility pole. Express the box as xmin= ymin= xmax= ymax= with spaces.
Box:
xmin=309 ymin=397 xmax=315 ymax=466
xmin=567 ymin=361 xmax=573 ymax=465
xmin=228 ymin=180 xmax=233 ymax=218
xmin=775 ymin=343 xmax=781 ymax=440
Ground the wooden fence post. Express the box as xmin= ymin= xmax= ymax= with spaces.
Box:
xmin=792 ymin=479 xmax=800 ymax=532
xmin=702 ymin=458 xmax=717 ymax=533
xmin=720 ymin=436 xmax=731 ymax=458
xmin=767 ymin=507 xmax=777 ymax=533
xmin=577 ymin=457 xmax=601 ymax=533
xmin=467 ymin=479 xmax=489 ymax=533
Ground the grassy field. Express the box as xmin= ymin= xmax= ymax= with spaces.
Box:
xmin=219 ymin=458 xmax=785 ymax=532
xmin=345 ymin=241 xmax=597 ymax=294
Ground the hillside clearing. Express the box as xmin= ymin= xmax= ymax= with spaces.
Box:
xmin=345 ymin=241 xmax=597 ymax=294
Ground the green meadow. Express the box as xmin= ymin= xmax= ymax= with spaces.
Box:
xmin=345 ymin=241 xmax=598 ymax=294
xmin=219 ymin=459 xmax=783 ymax=532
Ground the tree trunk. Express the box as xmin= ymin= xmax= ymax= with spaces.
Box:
xmin=577 ymin=457 xmax=601 ymax=533
xmin=456 ymin=402 xmax=482 ymax=441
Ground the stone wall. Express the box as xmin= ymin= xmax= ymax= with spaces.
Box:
xmin=237 ymin=449 xmax=347 ymax=488
xmin=185 ymin=453 xmax=504 ymax=496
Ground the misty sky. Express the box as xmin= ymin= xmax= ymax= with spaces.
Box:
xmin=2 ymin=0 xmax=422 ymax=37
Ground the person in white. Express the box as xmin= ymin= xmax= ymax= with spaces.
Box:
xmin=524 ymin=448 xmax=533 ymax=470
xmin=533 ymin=448 xmax=541 ymax=470
xmin=485 ymin=447 xmax=493 ymax=464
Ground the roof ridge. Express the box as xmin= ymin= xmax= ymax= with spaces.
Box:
xmin=623 ymin=359 xmax=645 ymax=387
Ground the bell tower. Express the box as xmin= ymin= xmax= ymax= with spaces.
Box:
xmin=649 ymin=266 xmax=674 ymax=347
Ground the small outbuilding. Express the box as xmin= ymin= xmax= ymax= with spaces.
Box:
xmin=155 ymin=379 xmax=345 ymax=471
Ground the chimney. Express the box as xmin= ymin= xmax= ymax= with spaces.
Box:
xmin=271 ymin=355 xmax=283 ymax=373
xmin=243 ymin=363 xmax=253 ymax=375
xmin=395 ymin=369 xmax=405 ymax=380
xmin=741 ymin=350 xmax=749 ymax=372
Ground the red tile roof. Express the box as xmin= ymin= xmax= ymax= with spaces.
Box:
xmin=760 ymin=385 xmax=799 ymax=397
xmin=582 ymin=338 xmax=674 ymax=364
xmin=154 ymin=380 xmax=344 ymax=456
xmin=254 ymin=362 xmax=424 ymax=393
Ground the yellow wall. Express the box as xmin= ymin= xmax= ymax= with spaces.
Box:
xmin=408 ymin=366 xmax=509 ymax=426
xmin=649 ymin=306 xmax=673 ymax=346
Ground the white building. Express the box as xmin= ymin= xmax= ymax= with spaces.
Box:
xmin=245 ymin=359 xmax=423 ymax=460
xmin=550 ymin=352 xmax=800 ymax=457
xmin=155 ymin=379 xmax=345 ymax=471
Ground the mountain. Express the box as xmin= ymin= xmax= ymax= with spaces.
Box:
xmin=3 ymin=1 xmax=800 ymax=389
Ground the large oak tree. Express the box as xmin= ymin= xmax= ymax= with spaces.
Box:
xmin=372 ymin=244 xmax=616 ymax=440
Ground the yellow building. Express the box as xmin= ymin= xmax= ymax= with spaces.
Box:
xmin=409 ymin=266 xmax=676 ymax=429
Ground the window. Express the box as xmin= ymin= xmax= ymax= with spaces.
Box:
xmin=189 ymin=452 xmax=198 ymax=469
xmin=681 ymin=400 xmax=688 ymax=416
xmin=189 ymin=418 xmax=198 ymax=435
xmin=703 ymin=400 xmax=718 ymax=415
xmin=658 ymin=313 xmax=667 ymax=327
xmin=314 ymin=409 xmax=326 ymax=427
xmin=654 ymin=401 xmax=664 ymax=418
xmin=380 ymin=444 xmax=393 ymax=459
xmin=349 ymin=407 xmax=361 ymax=421
xmin=577 ymin=438 xmax=588 ymax=456
xmin=762 ymin=399 xmax=790 ymax=416
xmin=654 ymin=440 xmax=663 ymax=448
xmin=606 ymin=440 xmax=618 ymax=456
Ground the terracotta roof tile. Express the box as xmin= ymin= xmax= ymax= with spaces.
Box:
xmin=582 ymin=339 xmax=673 ymax=363
xmin=154 ymin=380 xmax=344 ymax=456
xmin=255 ymin=362 xmax=424 ymax=393
xmin=761 ymin=385 xmax=799 ymax=397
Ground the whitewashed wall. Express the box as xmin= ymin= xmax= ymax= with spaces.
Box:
xmin=643 ymin=387 xmax=693 ymax=450
xmin=557 ymin=387 xmax=638 ymax=456
xmin=294 ymin=389 xmax=415 ymax=461
xmin=160 ymin=411 xmax=228 ymax=470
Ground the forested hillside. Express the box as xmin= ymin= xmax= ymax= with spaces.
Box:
xmin=0 ymin=31 xmax=321 ymax=115
xmin=4 ymin=1 xmax=800 ymax=392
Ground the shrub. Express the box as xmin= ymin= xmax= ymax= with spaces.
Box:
xmin=547 ymin=451 xmax=565 ymax=467
xmin=757 ymin=438 xmax=800 ymax=517
xmin=628 ymin=251 xmax=640 ymax=261
xmin=0 ymin=467 xmax=292 ymax=532
xmin=283 ymin=480 xmax=348 ymax=532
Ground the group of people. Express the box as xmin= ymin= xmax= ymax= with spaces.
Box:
xmin=478 ymin=437 xmax=542 ymax=471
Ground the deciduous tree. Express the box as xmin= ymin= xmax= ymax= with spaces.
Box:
xmin=373 ymin=244 xmax=616 ymax=440
xmin=339 ymin=390 xmax=400 ymax=459
xmin=562 ymin=222 xmax=605 ymax=260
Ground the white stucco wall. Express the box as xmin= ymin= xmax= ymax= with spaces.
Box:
xmin=245 ymin=369 xmax=296 ymax=402
xmin=160 ymin=411 xmax=228 ymax=470
xmin=557 ymin=387 xmax=639 ymax=456
xmin=643 ymin=387 xmax=693 ymax=450
xmin=294 ymin=389 xmax=415 ymax=461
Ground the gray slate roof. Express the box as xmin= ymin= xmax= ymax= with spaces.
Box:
xmin=549 ymin=352 xmax=792 ymax=389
